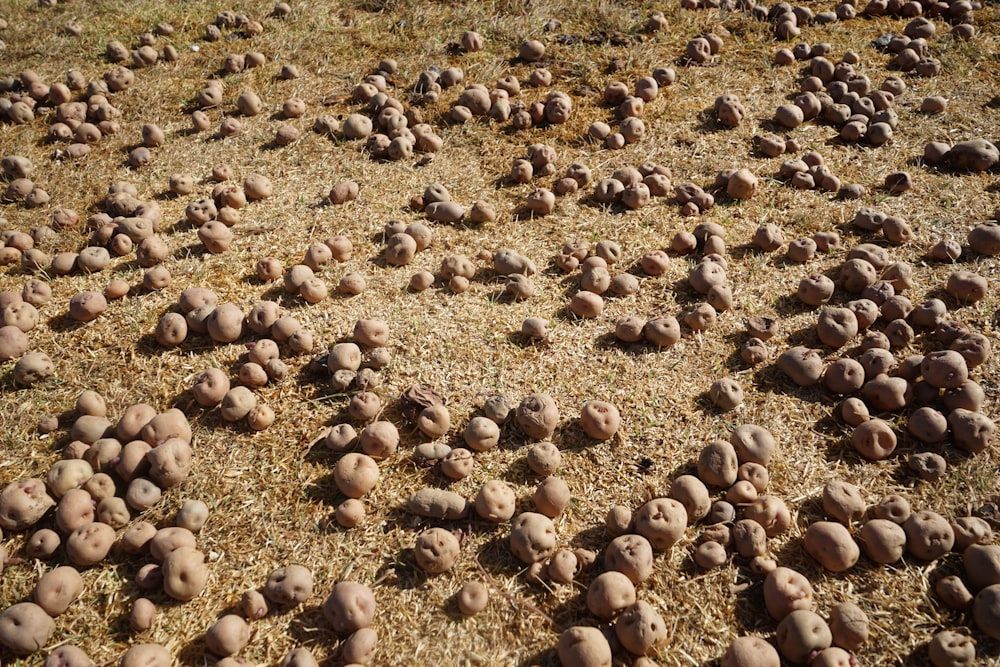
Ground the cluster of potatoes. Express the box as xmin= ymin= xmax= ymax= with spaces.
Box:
xmin=590 ymin=162 xmax=674 ymax=212
xmin=163 ymin=563 xmax=375 ymax=667
xmin=0 ymin=393 xmax=214 ymax=659
xmin=0 ymin=148 xmax=49 ymax=206
xmin=202 ymin=8 xmax=273 ymax=43
xmin=923 ymin=138 xmax=999 ymax=173
xmin=104 ymin=19 xmax=183 ymax=69
xmin=557 ymin=425 xmax=783 ymax=664
xmin=269 ymin=234 xmax=361 ymax=304
xmin=720 ymin=486 xmax=998 ymax=666
xmin=407 ymin=181 xmax=495 ymax=227
xmin=586 ymin=66 xmax=674 ymax=150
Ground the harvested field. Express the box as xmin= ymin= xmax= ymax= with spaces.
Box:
xmin=0 ymin=0 xmax=998 ymax=666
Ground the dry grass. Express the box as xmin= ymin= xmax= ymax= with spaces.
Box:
xmin=0 ymin=0 xmax=999 ymax=665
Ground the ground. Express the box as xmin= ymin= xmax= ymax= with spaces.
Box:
xmin=0 ymin=0 xmax=998 ymax=665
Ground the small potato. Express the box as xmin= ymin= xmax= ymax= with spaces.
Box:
xmin=322 ymin=582 xmax=376 ymax=636
xmin=804 ymin=521 xmax=859 ymax=571
xmin=205 ymin=614 xmax=250 ymax=656
xmin=0 ymin=602 xmax=55 ymax=655
xmin=764 ymin=567 xmax=813 ymax=621
xmin=579 ymin=400 xmax=620 ymax=439
xmin=776 ymin=610 xmax=832 ymax=663
xmin=414 ymin=527 xmax=460 ymax=573
xmin=557 ymin=626 xmax=612 ymax=667
xmin=33 ymin=566 xmax=84 ymax=615
xmin=264 ymin=564 xmax=313 ymax=606
xmin=457 ymin=581 xmax=489 ymax=616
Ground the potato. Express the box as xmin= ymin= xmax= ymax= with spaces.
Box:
xmin=509 ymin=512 xmax=557 ymax=564
xmin=615 ymin=601 xmax=666 ymax=656
xmin=546 ymin=628 xmax=611 ymax=667
xmin=668 ymin=475 xmax=710 ymax=522
xmin=0 ymin=478 xmax=56 ymax=530
xmin=823 ymin=481 xmax=866 ymax=525
xmin=474 ymin=480 xmax=516 ymax=523
xmin=804 ymin=521 xmax=859 ymax=571
xmin=149 ymin=527 xmax=196 ymax=562
xmin=56 ymin=489 xmax=95 ymax=533
xmin=119 ymin=643 xmax=171 ymax=667
xmin=47 ymin=459 xmax=94 ymax=497
xmin=743 ymin=495 xmax=791 ymax=536
xmin=342 ymin=628 xmax=378 ymax=665
xmin=25 ymin=529 xmax=60 ymax=559
xmin=777 ymin=346 xmax=824 ymax=386
xmin=634 ymin=498 xmax=687 ymax=550
xmin=358 ymin=421 xmax=399 ymax=460
xmin=948 ymin=408 xmax=995 ymax=454
xmin=928 ymin=630 xmax=975 ymax=667
xmin=722 ymin=429 xmax=772 ymax=470
xmin=827 ymin=601 xmax=869 ymax=651
xmin=44 ymin=645 xmax=96 ymax=667
xmin=264 ymin=564 xmax=313 ymax=605
xmin=66 ymin=521 xmax=116 ymax=565
xmin=533 ymin=476 xmax=571 ymax=517
xmin=161 ymin=546 xmax=207 ymax=601
xmin=586 ymin=571 xmax=636 ymax=619
xmin=33 ymin=565 xmax=84 ymax=615
xmin=457 ymin=581 xmax=489 ymax=616
xmin=515 ymin=393 xmax=559 ymax=439
xmin=322 ymin=581 xmax=376 ymax=635
xmin=776 ymin=609 xmax=832 ymax=663
xmin=953 ymin=516 xmax=992 ymax=551
xmin=14 ymin=351 xmax=54 ymax=386
xmin=904 ymin=510 xmax=954 ymax=560
xmin=221 ymin=387 xmax=257 ymax=422
xmin=147 ymin=438 xmax=191 ymax=489
xmin=604 ymin=534 xmax=654 ymax=584
xmin=119 ymin=521 xmax=157 ymax=555
xmin=721 ymin=636 xmax=780 ymax=667
xmin=974 ymin=584 xmax=1000 ymax=640
xmin=698 ymin=440 xmax=738 ymax=487
xmin=115 ymin=404 xmax=155 ymax=443
xmin=851 ymin=419 xmax=897 ymax=460
xmin=414 ymin=527 xmax=460 ymax=573
xmin=579 ymin=400 xmax=620 ymax=439
xmin=963 ymin=544 xmax=1000 ymax=591
xmin=936 ymin=575 xmax=973 ymax=610
xmin=205 ymin=614 xmax=249 ymax=656
xmin=764 ymin=567 xmax=813 ymax=620
xmin=279 ymin=648 xmax=318 ymax=667
xmin=0 ymin=602 xmax=55 ymax=654
xmin=129 ymin=598 xmax=156 ymax=632
xmin=334 ymin=453 xmax=379 ymax=498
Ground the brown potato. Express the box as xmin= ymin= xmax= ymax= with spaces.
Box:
xmin=634 ymin=498 xmax=687 ymax=550
xmin=579 ymin=400 xmax=620 ymax=439
xmin=904 ymin=510 xmax=954 ymax=560
xmin=33 ymin=566 xmax=84 ymax=615
xmin=557 ymin=626 xmax=612 ymax=667
xmin=205 ymin=614 xmax=250 ymax=656
xmin=776 ymin=610 xmax=832 ymax=663
xmin=764 ymin=567 xmax=814 ymax=620
xmin=722 ymin=636 xmax=781 ymax=667
xmin=804 ymin=521 xmax=859 ymax=571
xmin=263 ymin=564 xmax=313 ymax=606
xmin=322 ymin=582 xmax=376 ymax=635
xmin=586 ymin=570 xmax=636 ymax=619
xmin=509 ymin=512 xmax=557 ymax=564
xmin=414 ymin=527 xmax=460 ymax=573
xmin=475 ymin=480 xmax=516 ymax=522
xmin=0 ymin=602 xmax=55 ymax=654
xmin=161 ymin=546 xmax=207 ymax=601
xmin=614 ymin=601 xmax=666 ymax=656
